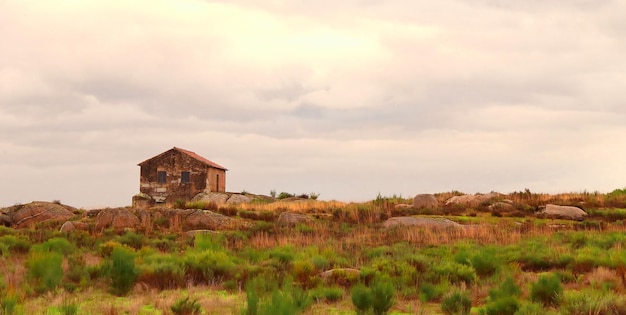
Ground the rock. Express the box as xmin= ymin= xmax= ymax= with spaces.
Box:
xmin=132 ymin=193 xmax=155 ymax=209
xmin=185 ymin=230 xmax=221 ymax=237
xmin=276 ymin=212 xmax=313 ymax=227
xmin=7 ymin=201 xmax=76 ymax=228
xmin=184 ymin=210 xmax=241 ymax=230
xmin=0 ymin=213 xmax=12 ymax=227
xmin=539 ymin=204 xmax=587 ymax=221
xmin=320 ymin=268 xmax=361 ymax=280
xmin=191 ymin=192 xmax=230 ymax=204
xmin=59 ymin=221 xmax=90 ymax=233
xmin=226 ymin=194 xmax=253 ymax=204
xmin=413 ymin=194 xmax=439 ymax=209
xmin=394 ymin=204 xmax=413 ymax=210
xmin=382 ymin=216 xmax=461 ymax=228
xmin=445 ymin=192 xmax=500 ymax=207
xmin=489 ymin=202 xmax=516 ymax=212
xmin=94 ymin=208 xmax=141 ymax=231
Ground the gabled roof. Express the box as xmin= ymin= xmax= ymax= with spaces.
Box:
xmin=138 ymin=147 xmax=228 ymax=170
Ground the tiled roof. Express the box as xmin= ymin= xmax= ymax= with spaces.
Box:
xmin=173 ymin=147 xmax=228 ymax=170
xmin=138 ymin=147 xmax=228 ymax=170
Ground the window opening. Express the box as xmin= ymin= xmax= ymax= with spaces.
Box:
xmin=157 ymin=171 xmax=167 ymax=184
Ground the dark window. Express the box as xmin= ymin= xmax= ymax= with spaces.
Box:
xmin=216 ymin=174 xmax=219 ymax=191
xmin=157 ymin=171 xmax=167 ymax=184
xmin=181 ymin=171 xmax=190 ymax=184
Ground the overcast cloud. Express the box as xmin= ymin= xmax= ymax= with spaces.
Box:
xmin=1 ymin=0 xmax=625 ymax=208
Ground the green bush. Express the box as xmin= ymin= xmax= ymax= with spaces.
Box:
xmin=352 ymin=284 xmax=372 ymax=315
xmin=37 ymin=237 xmax=76 ymax=255
xmin=194 ymin=233 xmax=225 ymax=251
xmin=0 ymin=235 xmax=31 ymax=254
xmin=530 ymin=274 xmax=562 ymax=307
xmin=1 ymin=291 xmax=19 ymax=315
xmin=26 ymin=249 xmax=63 ymax=294
xmin=184 ymin=250 xmax=236 ymax=284
xmin=59 ymin=298 xmax=79 ymax=315
xmin=470 ymin=248 xmax=500 ymax=277
xmin=480 ymin=296 xmax=520 ymax=315
xmin=171 ymin=296 xmax=202 ymax=315
xmin=441 ymin=291 xmax=472 ymax=315
xmin=419 ymin=282 xmax=445 ymax=302
xmin=115 ymin=231 xmax=146 ymax=250
xmin=277 ymin=192 xmax=295 ymax=200
xmin=433 ymin=261 xmax=477 ymax=285
xmin=511 ymin=302 xmax=547 ymax=315
xmin=370 ymin=278 xmax=396 ymax=315
xmin=312 ymin=286 xmax=343 ymax=303
xmin=242 ymin=280 xmax=311 ymax=315
xmin=138 ymin=253 xmax=185 ymax=289
xmin=109 ymin=246 xmax=139 ymax=296
xmin=489 ymin=277 xmax=521 ymax=300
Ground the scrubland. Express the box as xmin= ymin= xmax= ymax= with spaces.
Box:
xmin=2 ymin=189 xmax=626 ymax=314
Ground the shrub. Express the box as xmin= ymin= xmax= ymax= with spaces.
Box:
xmin=480 ymin=296 xmax=520 ymax=315
xmin=489 ymin=276 xmax=521 ymax=300
xmin=0 ymin=235 xmax=31 ymax=254
xmin=138 ymin=254 xmax=185 ymax=289
xmin=370 ymin=277 xmax=396 ymax=315
xmin=109 ymin=246 xmax=139 ymax=296
xmin=352 ymin=284 xmax=372 ymax=315
xmin=441 ymin=291 xmax=472 ymax=315
xmin=311 ymin=255 xmax=330 ymax=271
xmin=171 ymin=296 xmax=202 ymax=315
xmin=37 ymin=237 xmax=76 ymax=255
xmin=470 ymin=248 xmax=500 ymax=278
xmin=59 ymin=298 xmax=79 ymax=315
xmin=115 ymin=231 xmax=145 ymax=250
xmin=277 ymin=192 xmax=295 ymax=200
xmin=312 ymin=286 xmax=343 ymax=303
xmin=65 ymin=253 xmax=89 ymax=285
xmin=194 ymin=233 xmax=225 ymax=251
xmin=419 ymin=282 xmax=445 ymax=302
xmin=433 ymin=261 xmax=477 ymax=285
xmin=1 ymin=291 xmax=19 ymax=314
xmin=184 ymin=250 xmax=236 ymax=284
xmin=530 ymin=274 xmax=562 ymax=307
xmin=26 ymin=249 xmax=63 ymax=294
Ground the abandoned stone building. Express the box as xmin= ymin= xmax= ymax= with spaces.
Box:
xmin=133 ymin=147 xmax=227 ymax=206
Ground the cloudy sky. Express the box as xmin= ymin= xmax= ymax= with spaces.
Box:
xmin=1 ymin=0 xmax=625 ymax=208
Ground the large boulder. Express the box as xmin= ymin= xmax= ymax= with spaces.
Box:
xmin=445 ymin=192 xmax=500 ymax=207
xmin=276 ymin=212 xmax=313 ymax=227
xmin=191 ymin=192 xmax=229 ymax=204
xmin=6 ymin=201 xmax=76 ymax=228
xmin=94 ymin=208 xmax=141 ymax=231
xmin=413 ymin=194 xmax=439 ymax=209
xmin=539 ymin=204 xmax=587 ymax=221
xmin=132 ymin=193 xmax=155 ymax=209
xmin=59 ymin=221 xmax=90 ymax=233
xmin=184 ymin=210 xmax=244 ymax=230
xmin=382 ymin=216 xmax=461 ymax=228
xmin=226 ymin=194 xmax=253 ymax=204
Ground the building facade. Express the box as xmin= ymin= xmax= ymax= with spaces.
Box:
xmin=137 ymin=147 xmax=227 ymax=204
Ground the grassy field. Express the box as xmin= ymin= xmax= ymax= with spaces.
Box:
xmin=2 ymin=189 xmax=626 ymax=314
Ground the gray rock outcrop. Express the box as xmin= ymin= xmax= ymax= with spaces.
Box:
xmin=94 ymin=208 xmax=141 ymax=231
xmin=226 ymin=194 xmax=253 ymax=204
xmin=539 ymin=204 xmax=587 ymax=221
xmin=413 ymin=194 xmax=439 ymax=209
xmin=7 ymin=201 xmax=76 ymax=228
xmin=276 ymin=212 xmax=313 ymax=227
xmin=445 ymin=192 xmax=500 ymax=207
xmin=191 ymin=192 xmax=229 ymax=204
xmin=382 ymin=216 xmax=461 ymax=228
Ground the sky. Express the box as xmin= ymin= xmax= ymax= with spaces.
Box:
xmin=1 ymin=0 xmax=625 ymax=208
